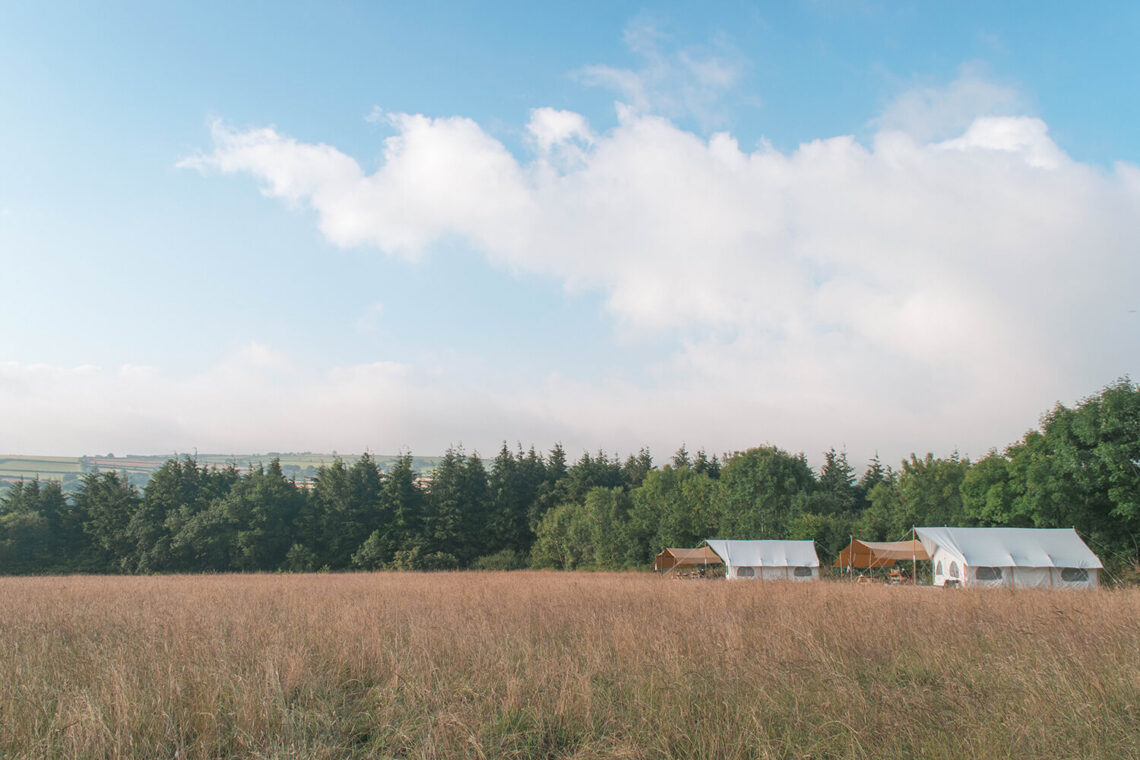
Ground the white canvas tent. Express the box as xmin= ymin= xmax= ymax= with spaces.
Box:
xmin=704 ymin=539 xmax=820 ymax=581
xmin=915 ymin=527 xmax=1102 ymax=589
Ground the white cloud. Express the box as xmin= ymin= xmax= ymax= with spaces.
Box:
xmin=937 ymin=116 xmax=1065 ymax=169
xmin=577 ymin=20 xmax=743 ymax=128
xmin=874 ymin=62 xmax=1027 ymax=142
xmin=527 ymin=108 xmax=593 ymax=154
xmin=181 ymin=115 xmax=536 ymax=259
xmin=166 ymin=74 xmax=1139 ymax=462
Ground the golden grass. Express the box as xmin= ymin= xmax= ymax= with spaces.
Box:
xmin=1 ymin=572 xmax=1137 ymax=759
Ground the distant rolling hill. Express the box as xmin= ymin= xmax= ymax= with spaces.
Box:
xmin=0 ymin=453 xmax=446 ymax=493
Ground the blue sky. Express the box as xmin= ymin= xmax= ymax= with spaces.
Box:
xmin=1 ymin=1 xmax=1138 ymax=464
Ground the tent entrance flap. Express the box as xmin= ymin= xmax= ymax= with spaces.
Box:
xmin=834 ymin=539 xmax=930 ymax=568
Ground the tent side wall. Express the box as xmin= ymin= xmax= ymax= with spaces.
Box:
xmin=967 ymin=565 xmax=1100 ymax=588
xmin=726 ymin=563 xmax=757 ymax=580
xmin=794 ymin=567 xmax=820 ymax=581
xmin=726 ymin=564 xmax=820 ymax=581
xmin=1077 ymin=568 xmax=1099 ymax=588
xmin=1055 ymin=567 xmax=1098 ymax=588
xmin=760 ymin=567 xmax=786 ymax=581
xmin=1010 ymin=567 xmax=1050 ymax=588
xmin=1016 ymin=567 xmax=1097 ymax=588
xmin=708 ymin=540 xmax=820 ymax=581
xmin=964 ymin=563 xmax=1004 ymax=588
xmin=932 ymin=548 xmax=1100 ymax=589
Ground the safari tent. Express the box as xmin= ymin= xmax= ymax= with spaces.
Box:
xmin=653 ymin=546 xmax=723 ymax=572
xmin=834 ymin=539 xmax=929 ymax=569
xmin=915 ymin=527 xmax=1102 ymax=589
xmin=704 ymin=539 xmax=820 ymax=581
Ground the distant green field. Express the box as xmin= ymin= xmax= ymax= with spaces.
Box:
xmin=1 ymin=456 xmax=78 ymax=464
xmin=0 ymin=452 xmax=446 ymax=493
xmin=0 ymin=457 xmax=82 ymax=473
xmin=0 ymin=457 xmax=83 ymax=485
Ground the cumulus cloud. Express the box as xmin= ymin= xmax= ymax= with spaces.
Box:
xmin=161 ymin=75 xmax=1140 ymax=462
xmin=181 ymin=114 xmax=536 ymax=259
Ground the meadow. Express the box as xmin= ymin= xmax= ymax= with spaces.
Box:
xmin=1 ymin=573 xmax=1137 ymax=760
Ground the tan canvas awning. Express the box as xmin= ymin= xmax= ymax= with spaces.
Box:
xmin=653 ymin=547 xmax=723 ymax=571
xmin=834 ymin=539 xmax=929 ymax=568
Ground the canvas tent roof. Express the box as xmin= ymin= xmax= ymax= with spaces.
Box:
xmin=704 ymin=539 xmax=819 ymax=568
xmin=653 ymin=547 xmax=723 ymax=570
xmin=834 ymin=539 xmax=929 ymax=568
xmin=914 ymin=527 xmax=1103 ymax=569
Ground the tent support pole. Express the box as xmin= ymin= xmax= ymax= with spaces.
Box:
xmin=911 ymin=526 xmax=917 ymax=585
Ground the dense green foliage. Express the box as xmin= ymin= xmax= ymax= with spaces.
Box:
xmin=2 ymin=380 xmax=1137 ymax=576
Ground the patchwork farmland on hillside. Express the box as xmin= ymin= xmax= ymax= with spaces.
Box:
xmin=0 ymin=453 xmax=445 ymax=492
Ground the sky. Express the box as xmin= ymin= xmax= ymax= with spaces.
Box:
xmin=1 ymin=1 xmax=1138 ymax=468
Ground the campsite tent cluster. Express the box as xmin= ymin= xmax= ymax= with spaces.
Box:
xmin=656 ymin=528 xmax=1103 ymax=589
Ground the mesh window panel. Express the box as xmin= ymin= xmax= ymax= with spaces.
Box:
xmin=975 ymin=567 xmax=1003 ymax=581
xmin=1061 ymin=568 xmax=1088 ymax=582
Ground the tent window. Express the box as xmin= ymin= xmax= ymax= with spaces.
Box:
xmin=737 ymin=567 xmax=755 ymax=578
xmin=948 ymin=561 xmax=960 ymax=579
xmin=1061 ymin=568 xmax=1089 ymax=582
xmin=793 ymin=566 xmax=813 ymax=577
xmin=975 ymin=567 xmax=1003 ymax=581
xmin=935 ymin=560 xmax=943 ymax=576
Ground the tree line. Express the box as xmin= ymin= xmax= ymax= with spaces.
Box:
xmin=1 ymin=379 xmax=1137 ymax=577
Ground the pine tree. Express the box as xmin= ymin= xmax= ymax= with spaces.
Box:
xmin=817 ymin=448 xmax=857 ymax=515
xmin=423 ymin=448 xmax=465 ymax=563
xmin=622 ymin=448 xmax=653 ymax=488
xmin=75 ymin=471 xmax=139 ymax=571
xmin=530 ymin=443 xmax=569 ymax=532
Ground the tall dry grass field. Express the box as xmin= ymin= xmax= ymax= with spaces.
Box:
xmin=1 ymin=572 xmax=1137 ymax=759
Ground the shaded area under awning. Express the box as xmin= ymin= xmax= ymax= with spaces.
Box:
xmin=653 ymin=547 xmax=724 ymax=571
xmin=834 ymin=539 xmax=929 ymax=568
